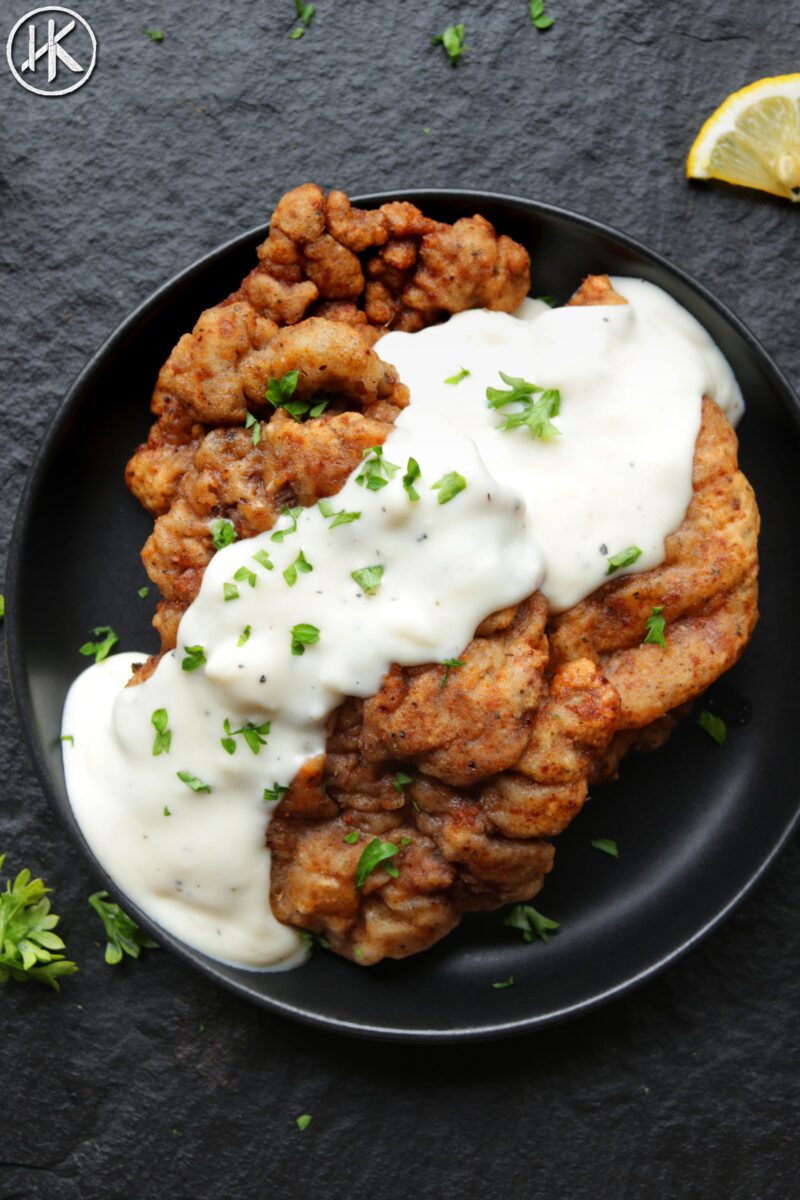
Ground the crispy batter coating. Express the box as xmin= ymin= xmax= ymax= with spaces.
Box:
xmin=126 ymin=185 xmax=531 ymax=515
xmin=125 ymin=223 xmax=759 ymax=967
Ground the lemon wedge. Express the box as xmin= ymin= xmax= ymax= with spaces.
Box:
xmin=687 ymin=74 xmax=800 ymax=201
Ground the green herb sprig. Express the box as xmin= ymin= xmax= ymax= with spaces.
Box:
xmin=88 ymin=891 xmax=158 ymax=965
xmin=0 ymin=855 xmax=77 ymax=990
xmin=503 ymin=903 xmax=560 ymax=943
xmin=355 ymin=838 xmax=400 ymax=889
xmin=487 ymin=373 xmax=561 ymax=440
xmin=355 ymin=446 xmax=399 ymax=492
xmin=433 ymin=23 xmax=466 ymax=64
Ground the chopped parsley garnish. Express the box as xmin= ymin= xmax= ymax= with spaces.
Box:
xmin=221 ymin=718 xmax=271 ymax=756
xmin=444 ymin=366 xmax=470 ymax=384
xmin=486 ymin=373 xmax=561 ymax=440
xmin=177 ymin=771 xmax=212 ymax=793
xmin=263 ymin=782 xmax=289 ymax=803
xmin=392 ymin=772 xmax=413 ymax=792
xmin=351 ymin=565 xmax=384 ymax=596
xmin=283 ymin=549 xmax=313 ymax=587
xmin=431 ymin=471 xmax=467 ymax=504
xmin=223 ymin=582 xmax=239 ymax=602
xmin=0 ymin=854 xmax=77 ymax=990
xmin=432 ymin=22 xmax=466 ymax=64
xmin=290 ymin=623 xmax=320 ymax=656
xmin=503 ymin=903 xmax=560 ymax=943
xmin=343 ymin=830 xmax=360 ymax=844
xmin=492 ymin=976 xmax=515 ymax=989
xmin=78 ymin=625 xmax=118 ymax=663
xmin=267 ymin=369 xmax=328 ymax=419
xmin=354 ymin=837 xmax=400 ymax=889
xmin=355 ymin=445 xmax=399 ymax=492
xmin=0 ymin=595 xmax=4 ymax=619
xmin=252 ymin=548 xmax=274 ymax=571
xmin=398 ymin=837 xmax=411 ymax=847
xmin=233 ymin=565 xmax=257 ymax=589
xmin=440 ymin=657 xmax=466 ymax=689
xmin=60 ymin=735 xmax=74 ymax=746
xmin=318 ymin=498 xmax=361 ymax=527
xmin=607 ymin=546 xmax=642 ymax=575
xmin=88 ymin=891 xmax=158 ymax=965
xmin=163 ymin=806 xmax=171 ymax=816
xmin=295 ymin=1113 xmax=313 ymax=1131
xmin=138 ymin=586 xmax=150 ymax=599
xmin=237 ymin=625 xmax=252 ymax=648
xmin=144 ymin=29 xmax=165 ymax=42
xmin=244 ymin=411 xmax=262 ymax=447
xmin=536 ymin=294 xmax=556 ymax=306
xmin=591 ymin=838 xmax=619 ymax=858
xmin=151 ymin=708 xmax=171 ymax=756
xmin=297 ymin=929 xmax=331 ymax=951
xmin=643 ymin=606 xmax=667 ymax=648
xmin=181 ymin=644 xmax=207 ymax=672
xmin=270 ymin=505 xmax=303 ymax=542
xmin=210 ymin=518 xmax=237 ymax=550
xmin=698 ymin=709 xmax=726 ymax=746
xmin=402 ymin=456 xmax=421 ymax=502
xmin=530 ymin=0 xmax=554 ymax=30
xmin=289 ymin=0 xmax=315 ymax=40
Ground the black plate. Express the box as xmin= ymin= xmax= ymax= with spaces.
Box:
xmin=6 ymin=191 xmax=800 ymax=1041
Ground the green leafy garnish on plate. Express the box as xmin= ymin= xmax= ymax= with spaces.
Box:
xmin=88 ymin=891 xmax=158 ymax=965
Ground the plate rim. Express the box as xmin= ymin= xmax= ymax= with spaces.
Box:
xmin=6 ymin=188 xmax=800 ymax=1041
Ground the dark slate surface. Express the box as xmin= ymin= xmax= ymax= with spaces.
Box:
xmin=2 ymin=2 xmax=799 ymax=1197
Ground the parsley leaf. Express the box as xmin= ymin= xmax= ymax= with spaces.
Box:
xmin=223 ymin=582 xmax=239 ymax=602
xmin=144 ymin=29 xmax=165 ymax=42
xmin=698 ymin=709 xmax=726 ymax=746
xmin=343 ymin=830 xmax=360 ymax=844
xmin=151 ymin=708 xmax=171 ymax=756
xmin=88 ymin=891 xmax=157 ymax=965
xmin=60 ymin=734 xmax=74 ymax=746
xmin=177 ymin=771 xmax=212 ymax=793
xmin=297 ymin=929 xmax=330 ymax=952
xmin=290 ymin=623 xmax=320 ymax=656
xmin=163 ymin=806 xmax=171 ymax=816
xmin=267 ymin=369 xmax=328 ymax=420
xmin=252 ymin=548 xmax=274 ymax=571
xmin=294 ymin=0 xmax=315 ymax=27
xmin=138 ymin=586 xmax=150 ymax=599
xmin=296 ymin=1113 xmax=313 ymax=1131
xmin=181 ymin=644 xmax=206 ymax=672
xmin=355 ymin=445 xmax=399 ymax=492
xmin=607 ymin=546 xmax=642 ymax=575
xmin=0 ymin=595 xmax=4 ymax=619
xmin=283 ymin=549 xmax=313 ymax=588
xmin=392 ymin=772 xmax=413 ymax=792
xmin=503 ymin=903 xmax=560 ymax=943
xmin=220 ymin=718 xmax=271 ymax=756
xmin=643 ymin=606 xmax=667 ymax=648
xmin=244 ymin=411 xmax=262 ymax=447
xmin=351 ymin=565 xmax=384 ymax=596
xmin=237 ymin=625 xmax=252 ymax=648
xmin=433 ymin=23 xmax=466 ymax=64
xmin=210 ymin=518 xmax=237 ymax=550
xmin=402 ymin=457 xmax=421 ymax=502
xmin=444 ymin=366 xmax=470 ymax=384
xmin=530 ymin=0 xmax=554 ymax=30
xmin=492 ymin=976 xmax=515 ymax=989
xmin=591 ymin=838 xmax=619 ymax=858
xmin=0 ymin=855 xmax=77 ymax=991
xmin=270 ymin=505 xmax=303 ymax=542
xmin=78 ymin=625 xmax=118 ymax=663
xmin=233 ymin=566 xmax=257 ymax=589
xmin=355 ymin=837 xmax=400 ymax=889
xmin=536 ymin=294 xmax=556 ymax=306
xmin=440 ymin=657 xmax=466 ymax=689
xmin=486 ymin=373 xmax=561 ymax=440
xmin=432 ymin=471 xmax=467 ymax=505
xmin=289 ymin=25 xmax=304 ymax=38
xmin=318 ymin=499 xmax=361 ymax=527
xmin=263 ymin=782 xmax=289 ymax=803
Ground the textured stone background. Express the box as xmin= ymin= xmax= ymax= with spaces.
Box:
xmin=1 ymin=1 xmax=799 ymax=1197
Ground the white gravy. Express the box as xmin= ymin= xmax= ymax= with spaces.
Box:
xmin=61 ymin=278 xmax=743 ymax=968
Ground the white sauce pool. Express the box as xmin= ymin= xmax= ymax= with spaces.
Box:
xmin=61 ymin=278 xmax=743 ymax=968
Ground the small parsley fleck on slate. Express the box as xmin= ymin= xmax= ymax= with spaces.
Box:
xmin=433 ymin=23 xmax=466 ymax=64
